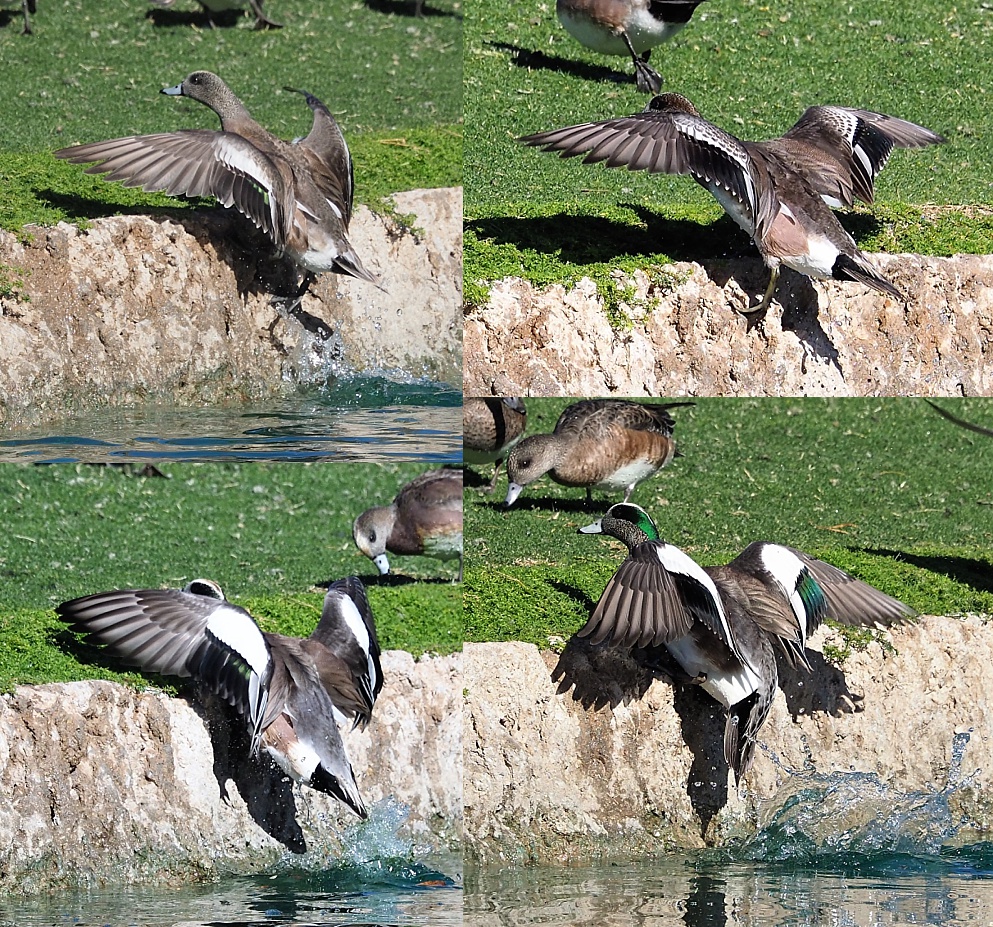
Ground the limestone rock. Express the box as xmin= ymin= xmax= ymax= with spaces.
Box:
xmin=0 ymin=650 xmax=462 ymax=893
xmin=0 ymin=187 xmax=462 ymax=426
xmin=464 ymin=618 xmax=993 ymax=863
xmin=464 ymin=255 xmax=993 ymax=396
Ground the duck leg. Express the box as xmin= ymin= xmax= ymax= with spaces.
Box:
xmin=621 ymin=33 xmax=663 ymax=94
xmin=22 ymin=0 xmax=34 ymax=33
xmin=248 ymin=0 xmax=282 ymax=28
xmin=739 ymin=265 xmax=780 ymax=329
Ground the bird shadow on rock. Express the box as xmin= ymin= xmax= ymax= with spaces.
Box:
xmin=858 ymin=548 xmax=993 ymax=596
xmin=775 ymin=649 xmax=864 ymax=721
xmin=48 ymin=628 xmax=309 ymax=851
xmin=486 ymin=42 xmax=631 ymax=88
xmin=194 ymin=694 xmax=308 ymax=853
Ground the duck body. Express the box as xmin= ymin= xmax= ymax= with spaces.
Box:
xmin=56 ymin=576 xmax=381 ymax=818
xmin=464 ymin=397 xmax=528 ymax=491
xmin=579 ymin=503 xmax=914 ymax=782
xmin=521 ymin=93 xmax=944 ymax=320
xmin=504 ymin=399 xmax=690 ymax=507
xmin=54 ymin=71 xmax=378 ymax=307
xmin=556 ymin=0 xmax=706 ymax=92
xmin=353 ymin=468 xmax=464 ymax=580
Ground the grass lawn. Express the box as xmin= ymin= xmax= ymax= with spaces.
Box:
xmin=0 ymin=0 xmax=462 ymax=231
xmin=464 ymin=0 xmax=993 ymax=305
xmin=0 ymin=461 xmax=462 ymax=692
xmin=464 ymin=398 xmax=993 ymax=647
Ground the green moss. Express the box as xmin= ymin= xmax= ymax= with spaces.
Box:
xmin=465 ymin=0 xmax=992 ymax=301
xmin=821 ymin=625 xmax=898 ymax=667
xmin=466 ymin=398 xmax=993 ymax=645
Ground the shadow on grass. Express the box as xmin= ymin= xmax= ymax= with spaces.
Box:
xmin=491 ymin=493 xmax=604 ymax=514
xmin=336 ymin=571 xmax=459 ymax=587
xmin=145 ymin=8 xmax=247 ymax=29
xmin=486 ymin=41 xmax=632 ymax=88
xmin=365 ymin=0 xmax=463 ymax=18
xmin=859 ymin=548 xmax=993 ymax=597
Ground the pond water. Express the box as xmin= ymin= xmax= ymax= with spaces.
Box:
xmin=467 ymin=732 xmax=993 ymax=926
xmin=0 ymin=376 xmax=461 ymax=464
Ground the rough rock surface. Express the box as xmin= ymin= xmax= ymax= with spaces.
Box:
xmin=464 ymin=618 xmax=993 ymax=864
xmin=0 ymin=187 xmax=461 ymax=426
xmin=0 ymin=650 xmax=461 ymax=893
xmin=464 ymin=254 xmax=993 ymax=396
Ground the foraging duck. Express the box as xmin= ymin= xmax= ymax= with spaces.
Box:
xmin=521 ymin=93 xmax=945 ymax=321
xmin=353 ymin=468 xmax=464 ymax=581
xmin=464 ymin=397 xmax=528 ymax=492
xmin=149 ymin=0 xmax=281 ymax=29
xmin=0 ymin=0 xmax=34 ymax=34
xmin=556 ymin=0 xmax=707 ymax=93
xmin=504 ymin=399 xmax=691 ymax=508
xmin=579 ymin=503 xmax=914 ymax=782
xmin=54 ymin=71 xmax=379 ymax=313
xmin=56 ymin=576 xmax=382 ymax=818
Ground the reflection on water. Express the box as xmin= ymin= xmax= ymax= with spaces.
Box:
xmin=467 ymin=733 xmax=993 ymax=926
xmin=0 ymin=377 xmax=461 ymax=464
xmin=0 ymin=858 xmax=463 ymax=927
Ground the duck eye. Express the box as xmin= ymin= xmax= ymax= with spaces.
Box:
xmin=369 ymin=530 xmax=377 ymax=543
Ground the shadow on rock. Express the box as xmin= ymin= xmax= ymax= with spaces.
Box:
xmin=776 ymin=649 xmax=863 ymax=720
xmin=195 ymin=695 xmax=307 ymax=853
xmin=550 ymin=636 xmax=655 ymax=710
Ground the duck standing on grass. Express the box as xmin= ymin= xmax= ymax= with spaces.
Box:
xmin=579 ymin=503 xmax=914 ymax=782
xmin=504 ymin=399 xmax=692 ymax=508
xmin=556 ymin=0 xmax=708 ymax=93
xmin=57 ymin=576 xmax=381 ymax=818
xmin=521 ymin=93 xmax=944 ymax=323
xmin=463 ymin=397 xmax=528 ymax=492
xmin=55 ymin=71 xmax=380 ymax=317
xmin=353 ymin=468 xmax=464 ymax=581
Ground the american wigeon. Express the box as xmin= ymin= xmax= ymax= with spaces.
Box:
xmin=149 ymin=0 xmax=280 ymax=28
xmin=464 ymin=397 xmax=528 ymax=492
xmin=504 ymin=399 xmax=691 ymax=508
xmin=56 ymin=576 xmax=382 ymax=818
xmin=0 ymin=0 xmax=35 ymax=34
xmin=556 ymin=0 xmax=707 ymax=93
xmin=579 ymin=503 xmax=914 ymax=782
xmin=353 ymin=468 xmax=464 ymax=581
xmin=54 ymin=71 xmax=380 ymax=314
xmin=521 ymin=93 xmax=945 ymax=322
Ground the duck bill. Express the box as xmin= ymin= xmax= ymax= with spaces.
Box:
xmin=577 ymin=519 xmax=603 ymax=534
xmin=372 ymin=553 xmax=390 ymax=575
xmin=503 ymin=482 xmax=524 ymax=507
xmin=161 ymin=82 xmax=185 ymax=96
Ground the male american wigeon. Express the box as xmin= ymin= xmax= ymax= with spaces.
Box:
xmin=504 ymin=399 xmax=691 ymax=508
xmin=353 ymin=468 xmax=464 ymax=581
xmin=464 ymin=397 xmax=528 ymax=492
xmin=0 ymin=0 xmax=35 ymax=34
xmin=521 ymin=93 xmax=945 ymax=322
xmin=579 ymin=503 xmax=914 ymax=782
xmin=57 ymin=576 xmax=381 ymax=818
xmin=54 ymin=71 xmax=380 ymax=314
xmin=149 ymin=0 xmax=280 ymax=28
xmin=556 ymin=0 xmax=707 ymax=93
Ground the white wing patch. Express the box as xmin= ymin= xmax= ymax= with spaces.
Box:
xmin=206 ymin=605 xmax=271 ymax=674
xmin=653 ymin=543 xmax=728 ymax=624
xmin=758 ymin=544 xmax=809 ymax=636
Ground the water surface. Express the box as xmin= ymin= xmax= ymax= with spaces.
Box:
xmin=0 ymin=377 xmax=461 ymax=464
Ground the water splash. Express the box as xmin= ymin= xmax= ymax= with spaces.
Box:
xmin=734 ymin=730 xmax=991 ymax=867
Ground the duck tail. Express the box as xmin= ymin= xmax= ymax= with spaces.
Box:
xmin=832 ymin=253 xmax=904 ymax=301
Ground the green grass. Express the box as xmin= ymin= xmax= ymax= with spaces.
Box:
xmin=0 ymin=0 xmax=462 ymax=230
xmin=464 ymin=0 xmax=993 ymax=303
xmin=464 ymin=398 xmax=993 ymax=647
xmin=0 ymin=461 xmax=461 ymax=692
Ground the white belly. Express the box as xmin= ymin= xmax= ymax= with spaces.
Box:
xmin=595 ymin=458 xmax=658 ymax=491
xmin=782 ymin=232 xmax=840 ymax=280
xmin=558 ymin=6 xmax=687 ymax=56
xmin=666 ymin=636 xmax=761 ymax=708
